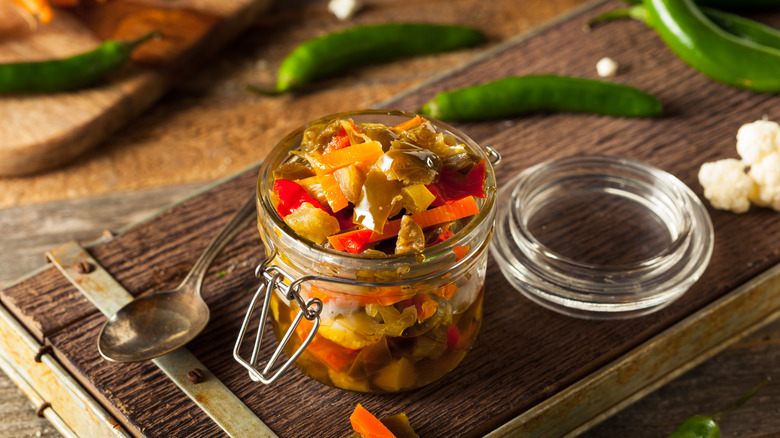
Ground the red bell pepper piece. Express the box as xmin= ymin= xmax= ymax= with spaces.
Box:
xmin=447 ymin=325 xmax=460 ymax=349
xmin=329 ymin=229 xmax=373 ymax=254
xmin=324 ymin=121 xmax=360 ymax=154
xmin=431 ymin=160 xmax=487 ymax=202
xmin=425 ymin=183 xmax=449 ymax=207
xmin=273 ymin=179 xmax=327 ymax=217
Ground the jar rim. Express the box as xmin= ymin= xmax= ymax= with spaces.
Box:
xmin=257 ymin=109 xmax=497 ymax=268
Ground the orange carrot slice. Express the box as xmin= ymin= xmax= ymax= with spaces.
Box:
xmin=413 ymin=294 xmax=439 ymax=322
xmin=434 ymin=283 xmax=458 ymax=300
xmin=296 ymin=174 xmax=350 ymax=212
xmin=296 ymin=317 xmax=357 ymax=372
xmin=393 ymin=115 xmax=423 ymax=132
xmin=13 ymin=0 xmax=53 ymax=23
xmin=328 ymin=196 xmax=479 ymax=251
xmin=350 ymin=404 xmax=396 ymax=438
xmin=453 ymin=245 xmax=470 ymax=261
xmin=319 ymin=174 xmax=350 ymax=212
xmin=312 ymin=141 xmax=383 ymax=176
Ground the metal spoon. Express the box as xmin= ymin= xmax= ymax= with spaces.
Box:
xmin=97 ymin=197 xmax=256 ymax=362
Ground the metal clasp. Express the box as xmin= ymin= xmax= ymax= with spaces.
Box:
xmin=233 ymin=249 xmax=323 ymax=385
xmin=486 ymin=145 xmax=502 ymax=167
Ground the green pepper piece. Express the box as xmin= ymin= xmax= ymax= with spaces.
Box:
xmin=354 ymin=168 xmax=403 ymax=232
xmin=640 ymin=0 xmax=780 ymax=93
xmin=395 ymin=215 xmax=425 ymax=254
xmin=666 ymin=378 xmax=769 ymax=438
xmin=378 ymin=143 xmax=441 ymax=186
xmin=381 ymin=413 xmax=420 ymax=438
xmin=273 ymin=162 xmax=315 ymax=181
xmin=666 ymin=415 xmax=719 ymax=438
xmin=419 ymin=75 xmax=663 ymax=121
xmin=276 ymin=23 xmax=486 ymax=93
xmin=0 ymin=31 xmax=159 ymax=94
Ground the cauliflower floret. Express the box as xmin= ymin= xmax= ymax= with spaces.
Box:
xmin=736 ymin=120 xmax=780 ymax=165
xmin=698 ymin=158 xmax=752 ymax=213
xmin=328 ymin=0 xmax=362 ymax=20
xmin=748 ymin=152 xmax=780 ymax=211
xmin=596 ymin=57 xmax=619 ymax=78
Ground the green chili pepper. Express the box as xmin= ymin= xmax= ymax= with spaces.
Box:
xmin=275 ymin=23 xmax=486 ymax=94
xmin=0 ymin=31 xmax=159 ymax=94
xmin=587 ymin=5 xmax=780 ymax=51
xmin=691 ymin=7 xmax=780 ymax=49
xmin=417 ymin=75 xmax=663 ymax=121
xmin=621 ymin=0 xmax=780 ymax=11
xmin=635 ymin=0 xmax=780 ymax=93
xmin=666 ymin=378 xmax=770 ymax=438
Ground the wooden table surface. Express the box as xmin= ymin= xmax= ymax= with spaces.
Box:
xmin=1 ymin=0 xmax=780 ymax=437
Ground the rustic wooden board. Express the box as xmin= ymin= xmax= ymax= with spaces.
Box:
xmin=0 ymin=0 xmax=272 ymax=177
xmin=4 ymin=1 xmax=780 ymax=436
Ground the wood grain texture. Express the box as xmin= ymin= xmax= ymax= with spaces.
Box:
xmin=0 ymin=0 xmax=272 ymax=177
xmin=4 ymin=1 xmax=780 ymax=437
xmin=582 ymin=320 xmax=780 ymax=437
xmin=0 ymin=0 xmax=589 ymax=209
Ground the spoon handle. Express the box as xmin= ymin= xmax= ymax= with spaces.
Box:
xmin=181 ymin=196 xmax=257 ymax=292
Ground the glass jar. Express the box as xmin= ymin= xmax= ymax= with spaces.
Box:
xmin=489 ymin=155 xmax=714 ymax=319
xmin=253 ymin=110 xmax=497 ymax=392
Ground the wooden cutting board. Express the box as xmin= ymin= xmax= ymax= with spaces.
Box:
xmin=0 ymin=0 xmax=272 ymax=177
xmin=3 ymin=1 xmax=780 ymax=437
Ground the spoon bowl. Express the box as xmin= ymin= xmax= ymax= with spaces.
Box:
xmin=97 ymin=197 xmax=256 ymax=363
xmin=98 ymin=290 xmax=210 ymax=362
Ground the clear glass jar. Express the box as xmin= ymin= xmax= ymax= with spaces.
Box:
xmin=490 ymin=155 xmax=714 ymax=319
xmin=255 ymin=110 xmax=497 ymax=392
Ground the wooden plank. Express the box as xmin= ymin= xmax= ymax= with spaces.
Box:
xmin=0 ymin=0 xmax=273 ymax=176
xmin=582 ymin=318 xmax=780 ymax=437
xmin=0 ymin=302 xmax=131 ymax=438
xmin=4 ymin=1 xmax=780 ymax=437
xmin=0 ymin=182 xmax=204 ymax=285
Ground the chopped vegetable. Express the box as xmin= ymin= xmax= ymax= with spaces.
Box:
xmin=373 ymin=357 xmax=417 ymax=392
xmin=666 ymin=378 xmax=769 ymax=438
xmin=273 ymin=162 xmax=316 ymax=180
xmin=12 ymin=0 xmax=54 ymax=24
xmin=350 ymin=404 xmax=397 ymax=438
xmin=412 ymin=294 xmax=439 ymax=322
xmin=330 ymin=229 xmax=374 ymax=254
xmin=393 ymin=115 xmax=424 ymax=132
xmin=401 ymin=184 xmax=436 ymax=214
xmin=698 ymin=119 xmax=780 ymax=213
xmin=328 ymin=196 xmax=480 ymax=250
xmin=296 ymin=317 xmax=359 ymax=371
xmin=395 ymin=215 xmax=425 ymax=254
xmin=378 ymin=413 xmax=419 ymax=438
xmin=273 ymin=179 xmax=324 ymax=217
xmin=354 ymin=168 xmax=404 ymax=232
xmin=297 ymin=174 xmax=350 ymax=212
xmin=377 ymin=146 xmax=442 ymax=185
xmin=334 ymin=165 xmax=366 ymax=204
xmin=430 ymin=159 xmax=487 ymax=201
xmin=310 ymin=141 xmax=384 ymax=175
xmin=283 ymin=203 xmax=340 ymax=244
xmin=452 ymin=245 xmax=470 ymax=261
xmin=266 ymin=115 xmax=488 ymax=393
xmin=596 ymin=57 xmax=619 ymax=77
